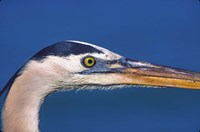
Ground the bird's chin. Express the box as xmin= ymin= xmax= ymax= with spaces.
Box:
xmin=67 ymin=84 xmax=129 ymax=90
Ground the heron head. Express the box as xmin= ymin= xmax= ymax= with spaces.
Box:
xmin=3 ymin=40 xmax=200 ymax=98
xmin=23 ymin=40 xmax=200 ymax=92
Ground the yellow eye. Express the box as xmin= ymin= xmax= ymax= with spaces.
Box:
xmin=83 ymin=56 xmax=96 ymax=68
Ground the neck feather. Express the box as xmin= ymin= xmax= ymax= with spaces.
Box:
xmin=2 ymin=78 xmax=44 ymax=132
xmin=2 ymin=58 xmax=72 ymax=132
xmin=2 ymin=62 xmax=55 ymax=132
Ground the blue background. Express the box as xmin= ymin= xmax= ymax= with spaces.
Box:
xmin=1 ymin=0 xmax=200 ymax=132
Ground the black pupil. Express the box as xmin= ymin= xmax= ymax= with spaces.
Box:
xmin=88 ymin=59 xmax=93 ymax=64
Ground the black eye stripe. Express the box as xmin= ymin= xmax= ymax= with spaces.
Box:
xmin=31 ymin=41 xmax=104 ymax=61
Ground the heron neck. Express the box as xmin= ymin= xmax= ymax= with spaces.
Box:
xmin=2 ymin=59 xmax=65 ymax=132
xmin=2 ymin=77 xmax=45 ymax=132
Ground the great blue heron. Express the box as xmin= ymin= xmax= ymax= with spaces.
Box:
xmin=0 ymin=40 xmax=200 ymax=132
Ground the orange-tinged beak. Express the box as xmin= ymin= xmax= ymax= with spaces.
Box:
xmin=110 ymin=58 xmax=200 ymax=89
